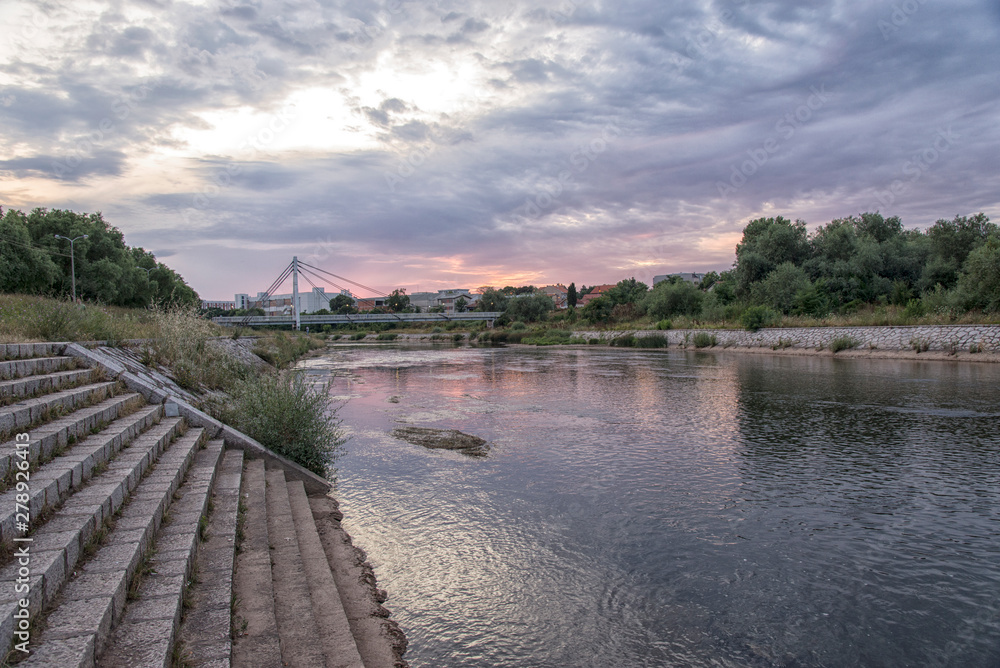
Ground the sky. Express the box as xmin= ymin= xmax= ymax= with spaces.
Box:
xmin=1 ymin=0 xmax=998 ymax=300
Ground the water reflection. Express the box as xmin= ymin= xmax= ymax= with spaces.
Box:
xmin=301 ymin=346 xmax=1000 ymax=667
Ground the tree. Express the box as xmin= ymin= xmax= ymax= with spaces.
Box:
xmin=751 ymin=262 xmax=810 ymax=314
xmin=606 ymin=277 xmax=649 ymax=306
xmin=641 ymin=280 xmax=703 ymax=318
xmin=386 ymin=288 xmax=410 ymax=312
xmin=567 ymin=282 xmax=578 ymax=308
xmin=956 ymin=234 xmax=1000 ymax=312
xmin=504 ymin=293 xmax=553 ymax=322
xmin=329 ymin=294 xmax=357 ymax=314
xmin=734 ymin=216 xmax=810 ymax=295
xmin=581 ymin=296 xmax=612 ymax=324
xmin=2 ymin=207 xmax=198 ymax=306
xmin=477 ymin=288 xmax=508 ymax=312
xmin=0 ymin=208 xmax=60 ymax=293
xmin=455 ymin=296 xmax=468 ymax=312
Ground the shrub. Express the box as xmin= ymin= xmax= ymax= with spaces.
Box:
xmin=741 ymin=305 xmax=778 ymax=332
xmin=692 ymin=332 xmax=717 ymax=348
xmin=903 ymin=298 xmax=926 ymax=318
xmin=656 ymin=319 xmax=672 ymax=330
xmin=609 ymin=334 xmax=636 ymax=347
xmin=635 ymin=333 xmax=669 ymax=348
xmin=830 ymin=335 xmax=860 ymax=353
xmin=453 ymin=333 xmax=464 ymax=342
xmin=588 ymin=338 xmax=600 ymax=345
xmin=376 ymin=332 xmax=397 ymax=341
xmin=510 ymin=321 xmax=527 ymax=331
xmin=219 ymin=372 xmax=346 ymax=477
xmin=642 ymin=281 xmax=703 ymax=318
xmin=350 ymin=332 xmax=366 ymax=340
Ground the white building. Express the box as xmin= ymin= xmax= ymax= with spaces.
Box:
xmin=244 ymin=287 xmax=330 ymax=315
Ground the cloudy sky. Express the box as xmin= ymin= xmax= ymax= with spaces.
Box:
xmin=1 ymin=0 xmax=998 ymax=299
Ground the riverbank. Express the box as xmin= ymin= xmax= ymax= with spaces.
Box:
xmin=331 ymin=324 xmax=1000 ymax=363
xmin=0 ymin=339 xmax=408 ymax=666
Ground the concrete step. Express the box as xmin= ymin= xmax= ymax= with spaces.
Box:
xmin=287 ymin=479 xmax=365 ymax=668
xmin=0 ymin=380 xmax=120 ymax=442
xmin=96 ymin=439 xmax=227 ymax=668
xmin=0 ymin=355 xmax=75 ymax=381
xmin=0 ymin=343 xmax=65 ymax=360
xmin=264 ymin=466 xmax=326 ymax=667
xmin=0 ymin=368 xmax=99 ymax=407
xmin=0 ymin=403 xmax=162 ymax=550
xmin=172 ymin=447 xmax=244 ymax=667
xmin=311 ymin=495 xmax=409 ymax=668
xmin=0 ymin=393 xmax=147 ymax=482
xmin=15 ymin=426 xmax=209 ymax=667
xmin=0 ymin=418 xmax=187 ymax=656
xmin=231 ymin=458 xmax=281 ymax=668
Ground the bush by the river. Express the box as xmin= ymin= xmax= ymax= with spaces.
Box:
xmin=219 ymin=372 xmax=346 ymax=477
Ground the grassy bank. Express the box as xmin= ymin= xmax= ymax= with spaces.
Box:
xmin=0 ymin=294 xmax=340 ymax=477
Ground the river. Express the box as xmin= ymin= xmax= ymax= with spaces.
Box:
xmin=298 ymin=345 xmax=1000 ymax=667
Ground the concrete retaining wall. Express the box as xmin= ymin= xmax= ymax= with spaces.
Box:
xmin=572 ymin=325 xmax=1000 ymax=353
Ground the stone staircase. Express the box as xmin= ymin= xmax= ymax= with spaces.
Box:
xmin=0 ymin=343 xmax=406 ymax=668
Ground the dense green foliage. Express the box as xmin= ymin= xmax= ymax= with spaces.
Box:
xmin=543 ymin=211 xmax=998 ymax=332
xmin=219 ymin=372 xmax=346 ymax=477
xmin=0 ymin=207 xmax=198 ymax=306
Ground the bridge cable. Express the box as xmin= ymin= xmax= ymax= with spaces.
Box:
xmin=240 ymin=260 xmax=294 ymax=325
xmin=298 ymin=261 xmax=389 ymax=298
xmin=296 ymin=264 xmax=353 ymax=297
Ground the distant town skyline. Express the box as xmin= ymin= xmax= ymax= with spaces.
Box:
xmin=1 ymin=1 xmax=998 ymax=300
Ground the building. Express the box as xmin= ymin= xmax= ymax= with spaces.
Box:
xmin=355 ymin=296 xmax=388 ymax=311
xmin=408 ymin=292 xmax=439 ymax=311
xmin=436 ymin=289 xmax=476 ymax=313
xmin=540 ymin=284 xmax=569 ymax=309
xmin=580 ymin=284 xmax=615 ymax=305
xmin=247 ymin=287 xmax=330 ymax=315
xmin=653 ymin=273 xmax=704 ymax=286
xmin=201 ymin=300 xmax=235 ymax=310
xmin=234 ymin=294 xmax=251 ymax=310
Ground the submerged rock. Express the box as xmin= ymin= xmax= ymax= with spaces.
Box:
xmin=391 ymin=426 xmax=490 ymax=457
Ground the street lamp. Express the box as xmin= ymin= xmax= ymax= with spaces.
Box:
xmin=136 ymin=266 xmax=153 ymax=276
xmin=54 ymin=234 xmax=88 ymax=303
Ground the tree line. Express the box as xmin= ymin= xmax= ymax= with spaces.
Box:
xmin=1 ymin=207 xmax=199 ymax=306
xmin=474 ymin=211 xmax=999 ymax=327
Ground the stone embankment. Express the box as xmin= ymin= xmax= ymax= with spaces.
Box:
xmin=577 ymin=324 xmax=1000 ymax=354
xmin=0 ymin=342 xmax=406 ymax=667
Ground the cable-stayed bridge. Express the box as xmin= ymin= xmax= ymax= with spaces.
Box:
xmin=211 ymin=257 xmax=500 ymax=329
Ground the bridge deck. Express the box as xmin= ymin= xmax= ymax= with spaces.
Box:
xmin=213 ymin=312 xmax=502 ymax=326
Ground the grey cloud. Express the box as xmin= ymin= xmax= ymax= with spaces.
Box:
xmin=7 ymin=0 xmax=999 ymax=294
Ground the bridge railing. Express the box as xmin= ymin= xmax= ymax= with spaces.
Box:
xmin=212 ymin=312 xmax=503 ymax=326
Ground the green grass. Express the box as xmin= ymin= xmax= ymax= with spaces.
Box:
xmin=830 ymin=336 xmax=860 ymax=353
xmin=692 ymin=332 xmax=717 ymax=348
xmin=216 ymin=372 xmax=346 ymax=477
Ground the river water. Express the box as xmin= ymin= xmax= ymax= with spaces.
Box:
xmin=298 ymin=345 xmax=1000 ymax=667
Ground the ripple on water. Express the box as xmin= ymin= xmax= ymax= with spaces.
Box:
xmin=316 ymin=346 xmax=1000 ymax=667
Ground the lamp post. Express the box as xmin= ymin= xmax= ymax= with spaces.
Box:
xmin=54 ymin=234 xmax=88 ymax=303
